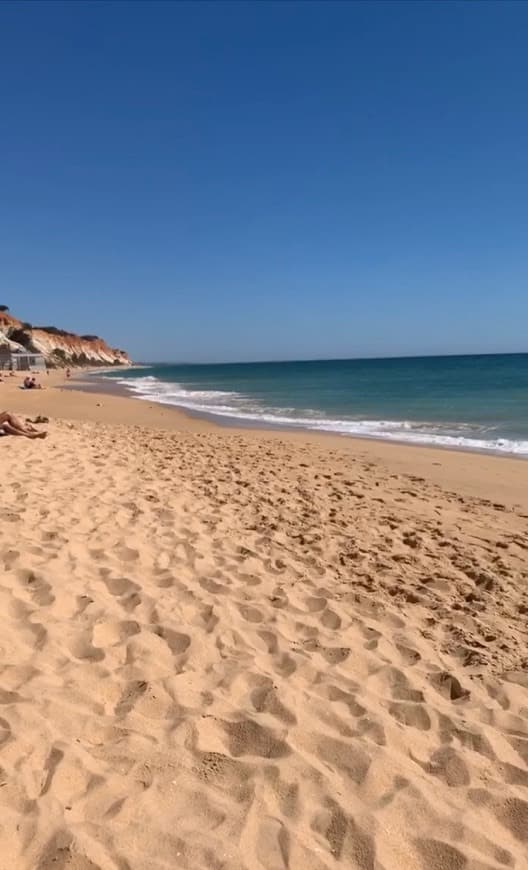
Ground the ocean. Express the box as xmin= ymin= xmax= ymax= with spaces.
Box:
xmin=103 ymin=354 xmax=528 ymax=456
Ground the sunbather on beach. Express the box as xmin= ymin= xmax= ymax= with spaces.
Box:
xmin=23 ymin=376 xmax=43 ymax=390
xmin=0 ymin=412 xmax=47 ymax=439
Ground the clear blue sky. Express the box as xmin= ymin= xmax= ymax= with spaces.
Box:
xmin=1 ymin=1 xmax=527 ymax=363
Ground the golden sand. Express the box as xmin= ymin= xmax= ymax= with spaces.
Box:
xmin=0 ymin=371 xmax=527 ymax=868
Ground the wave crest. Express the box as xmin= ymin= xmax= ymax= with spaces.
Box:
xmin=108 ymin=375 xmax=528 ymax=456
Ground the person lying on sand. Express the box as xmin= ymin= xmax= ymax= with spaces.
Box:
xmin=22 ymin=376 xmax=43 ymax=390
xmin=0 ymin=412 xmax=47 ymax=439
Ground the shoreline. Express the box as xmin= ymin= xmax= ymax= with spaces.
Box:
xmin=3 ymin=367 xmax=528 ymax=509
xmin=74 ymin=368 xmax=517 ymax=461
xmin=81 ymin=368 xmax=528 ymax=461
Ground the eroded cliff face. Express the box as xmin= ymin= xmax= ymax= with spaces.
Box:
xmin=0 ymin=311 xmax=130 ymax=367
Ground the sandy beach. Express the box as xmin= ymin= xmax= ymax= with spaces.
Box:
xmin=0 ymin=370 xmax=527 ymax=868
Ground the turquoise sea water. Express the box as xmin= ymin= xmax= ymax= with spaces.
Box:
xmin=104 ymin=354 xmax=528 ymax=455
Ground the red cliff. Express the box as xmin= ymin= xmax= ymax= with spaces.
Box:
xmin=0 ymin=309 xmax=130 ymax=367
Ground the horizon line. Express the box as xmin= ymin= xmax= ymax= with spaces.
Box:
xmin=135 ymin=349 xmax=528 ymax=367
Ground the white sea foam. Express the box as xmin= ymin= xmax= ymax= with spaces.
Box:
xmin=108 ymin=375 xmax=528 ymax=456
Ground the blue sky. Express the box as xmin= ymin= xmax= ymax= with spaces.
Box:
xmin=1 ymin=1 xmax=527 ymax=363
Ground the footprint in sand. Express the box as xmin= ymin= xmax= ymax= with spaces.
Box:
xmin=101 ymin=574 xmax=140 ymax=597
xmin=316 ymin=736 xmax=371 ymax=785
xmin=320 ymin=609 xmax=342 ymax=630
xmin=255 ymin=816 xmax=290 ymax=869
xmin=92 ymin=620 xmax=141 ymax=647
xmin=222 ymin=718 xmax=290 ymax=759
xmin=415 ymin=838 xmax=470 ymax=870
xmin=326 ymin=685 xmax=366 ymax=718
xmin=492 ymin=796 xmax=528 ymax=842
xmin=114 ymin=680 xmax=148 ymax=717
xmin=250 ymin=682 xmax=297 ymax=725
xmin=151 ymin=626 xmax=191 ymax=656
xmin=192 ymin=750 xmax=253 ymax=804
xmin=395 ymin=642 xmax=422 ymax=666
xmin=239 ymin=604 xmax=264 ymax=623
xmin=427 ymin=671 xmax=470 ymax=702
xmin=39 ymin=746 xmax=65 ymax=796
xmin=68 ymin=632 xmax=105 ymax=662
xmin=116 ymin=545 xmax=140 ymax=563
xmin=273 ymin=653 xmax=297 ymax=677
xmin=199 ymin=576 xmax=228 ymax=594
xmin=321 ymin=646 xmax=350 ymax=665
xmin=152 ymin=571 xmax=175 ymax=588
xmin=15 ymin=568 xmax=55 ymax=606
xmin=311 ymin=798 xmax=375 ymax=864
xmin=305 ymin=596 xmax=327 ymax=612
xmin=389 ymin=701 xmax=431 ymax=731
xmin=257 ymin=630 xmax=279 ymax=654
xmin=2 ymin=548 xmax=20 ymax=569
xmin=38 ymin=832 xmax=101 ymax=870
xmin=0 ymin=717 xmax=12 ymax=748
